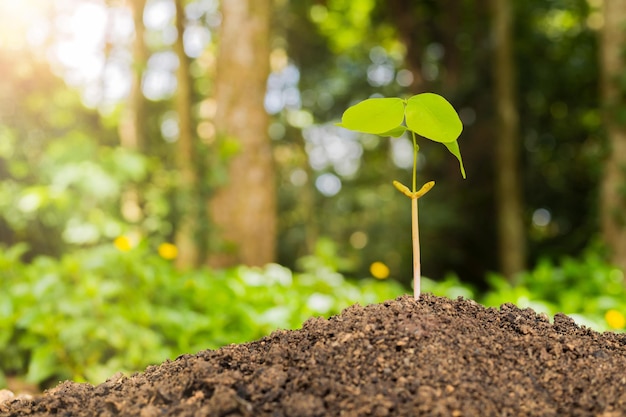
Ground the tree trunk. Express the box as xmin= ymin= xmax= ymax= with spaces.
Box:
xmin=173 ymin=0 xmax=200 ymax=268
xmin=491 ymin=0 xmax=526 ymax=280
xmin=118 ymin=0 xmax=148 ymax=223
xmin=209 ymin=0 xmax=276 ymax=267
xmin=600 ymin=0 xmax=626 ymax=274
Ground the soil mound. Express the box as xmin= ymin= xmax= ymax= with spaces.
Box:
xmin=2 ymin=294 xmax=626 ymax=416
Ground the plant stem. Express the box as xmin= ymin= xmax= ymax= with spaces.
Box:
xmin=412 ymin=197 xmax=420 ymax=299
xmin=411 ymin=132 xmax=418 ymax=193
xmin=411 ymin=131 xmax=421 ymax=299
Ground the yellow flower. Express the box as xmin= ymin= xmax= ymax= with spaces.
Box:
xmin=605 ymin=309 xmax=626 ymax=330
xmin=370 ymin=261 xmax=390 ymax=280
xmin=113 ymin=236 xmax=132 ymax=252
xmin=158 ymin=242 xmax=178 ymax=260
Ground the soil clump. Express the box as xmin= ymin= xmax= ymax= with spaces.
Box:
xmin=2 ymin=294 xmax=626 ymax=416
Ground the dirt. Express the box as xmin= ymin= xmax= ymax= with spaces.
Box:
xmin=2 ymin=294 xmax=626 ymax=416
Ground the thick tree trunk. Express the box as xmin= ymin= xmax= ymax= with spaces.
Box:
xmin=119 ymin=0 xmax=148 ymax=223
xmin=209 ymin=0 xmax=276 ymax=267
xmin=491 ymin=0 xmax=526 ymax=280
xmin=601 ymin=0 xmax=626 ymax=274
xmin=173 ymin=0 xmax=199 ymax=268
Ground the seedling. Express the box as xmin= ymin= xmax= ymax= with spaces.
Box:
xmin=337 ymin=93 xmax=465 ymax=299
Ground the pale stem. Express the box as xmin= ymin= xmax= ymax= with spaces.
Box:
xmin=411 ymin=130 xmax=421 ymax=299
xmin=412 ymin=197 xmax=420 ymax=299
xmin=411 ymin=132 xmax=418 ymax=192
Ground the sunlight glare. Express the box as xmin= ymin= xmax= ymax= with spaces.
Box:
xmin=144 ymin=0 xmax=176 ymax=30
xmin=0 ymin=0 xmax=50 ymax=50
xmin=53 ymin=2 xmax=108 ymax=85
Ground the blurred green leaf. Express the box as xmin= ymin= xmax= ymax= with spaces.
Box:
xmin=26 ymin=345 xmax=58 ymax=384
xmin=0 ymin=243 xmax=404 ymax=388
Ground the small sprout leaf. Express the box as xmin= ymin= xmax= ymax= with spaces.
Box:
xmin=340 ymin=98 xmax=405 ymax=134
xmin=393 ymin=180 xmax=413 ymax=198
xmin=393 ymin=180 xmax=436 ymax=199
xmin=405 ymin=93 xmax=463 ymax=143
xmin=442 ymin=140 xmax=467 ymax=179
xmin=414 ymin=181 xmax=435 ymax=198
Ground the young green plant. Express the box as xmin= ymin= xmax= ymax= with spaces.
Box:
xmin=337 ymin=93 xmax=465 ymax=299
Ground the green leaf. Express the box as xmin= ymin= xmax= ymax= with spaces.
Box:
xmin=441 ymin=140 xmax=466 ymax=179
xmin=379 ymin=125 xmax=407 ymax=138
xmin=338 ymin=98 xmax=405 ymax=134
xmin=26 ymin=345 xmax=58 ymax=384
xmin=405 ymin=93 xmax=463 ymax=143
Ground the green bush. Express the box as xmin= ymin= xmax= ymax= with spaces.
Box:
xmin=421 ymin=248 xmax=626 ymax=333
xmin=305 ymin=245 xmax=624 ymax=333
xmin=481 ymin=249 xmax=626 ymax=331
xmin=422 ymin=273 xmax=476 ymax=301
xmin=0 ymin=243 xmax=404 ymax=387
xmin=3 ymin=241 xmax=623 ymax=389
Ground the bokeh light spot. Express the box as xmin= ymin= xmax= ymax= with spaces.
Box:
xmin=158 ymin=242 xmax=178 ymax=260
xmin=315 ymin=173 xmax=341 ymax=197
xmin=114 ymin=236 xmax=133 ymax=252
xmin=350 ymin=231 xmax=368 ymax=249
xmin=370 ymin=261 xmax=390 ymax=280
xmin=532 ymin=208 xmax=552 ymax=227
xmin=605 ymin=309 xmax=626 ymax=329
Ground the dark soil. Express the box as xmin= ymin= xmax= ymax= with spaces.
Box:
xmin=2 ymin=294 xmax=626 ymax=416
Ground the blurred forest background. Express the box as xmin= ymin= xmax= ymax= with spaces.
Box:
xmin=3 ymin=0 xmax=626 ymax=389
xmin=3 ymin=0 xmax=626 ymax=285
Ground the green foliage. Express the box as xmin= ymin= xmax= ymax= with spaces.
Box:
xmin=307 ymin=0 xmax=393 ymax=55
xmin=422 ymin=273 xmax=476 ymax=301
xmin=337 ymin=93 xmax=465 ymax=178
xmin=2 ymin=238 xmax=623 ymax=390
xmin=0 ymin=132 xmax=162 ymax=248
xmin=422 ymin=248 xmax=626 ymax=333
xmin=0 ymin=243 xmax=404 ymax=387
xmin=481 ymin=249 xmax=626 ymax=331
xmin=0 ymin=49 xmax=167 ymax=256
